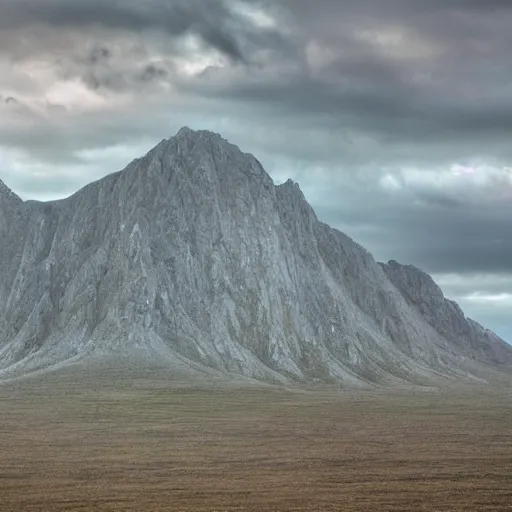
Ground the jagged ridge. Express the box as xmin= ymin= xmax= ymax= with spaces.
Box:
xmin=0 ymin=127 xmax=510 ymax=385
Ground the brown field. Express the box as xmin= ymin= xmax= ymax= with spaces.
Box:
xmin=1 ymin=363 xmax=512 ymax=512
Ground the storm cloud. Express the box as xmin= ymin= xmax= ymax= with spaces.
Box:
xmin=0 ymin=0 xmax=285 ymax=63
xmin=0 ymin=0 xmax=511 ymax=340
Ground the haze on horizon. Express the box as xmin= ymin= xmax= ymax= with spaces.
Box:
xmin=0 ymin=0 xmax=510 ymax=341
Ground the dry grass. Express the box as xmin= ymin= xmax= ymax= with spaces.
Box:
xmin=1 ymin=363 xmax=512 ymax=511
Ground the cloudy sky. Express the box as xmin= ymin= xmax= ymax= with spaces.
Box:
xmin=0 ymin=0 xmax=510 ymax=341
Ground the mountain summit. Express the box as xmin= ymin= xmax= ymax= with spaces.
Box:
xmin=0 ymin=128 xmax=510 ymax=384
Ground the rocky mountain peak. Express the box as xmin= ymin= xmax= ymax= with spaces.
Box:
xmin=169 ymin=126 xmax=233 ymax=154
xmin=0 ymin=130 xmax=510 ymax=384
xmin=0 ymin=179 xmax=22 ymax=204
xmin=175 ymin=126 xmax=223 ymax=141
xmin=280 ymin=178 xmax=303 ymax=192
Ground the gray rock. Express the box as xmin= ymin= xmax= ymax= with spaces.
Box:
xmin=0 ymin=127 xmax=510 ymax=384
xmin=381 ymin=260 xmax=512 ymax=367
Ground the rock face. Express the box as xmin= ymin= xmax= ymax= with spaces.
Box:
xmin=0 ymin=127 xmax=510 ymax=384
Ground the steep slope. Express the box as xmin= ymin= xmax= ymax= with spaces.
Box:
xmin=0 ymin=128 xmax=510 ymax=384
xmin=380 ymin=261 xmax=512 ymax=366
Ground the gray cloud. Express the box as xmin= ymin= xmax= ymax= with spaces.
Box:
xmin=182 ymin=3 xmax=512 ymax=160
xmin=0 ymin=0 xmax=291 ymax=64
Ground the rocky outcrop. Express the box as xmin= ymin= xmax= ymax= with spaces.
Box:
xmin=0 ymin=127 xmax=510 ymax=384
xmin=380 ymin=260 xmax=512 ymax=366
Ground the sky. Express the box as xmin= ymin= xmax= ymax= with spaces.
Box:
xmin=0 ymin=0 xmax=510 ymax=342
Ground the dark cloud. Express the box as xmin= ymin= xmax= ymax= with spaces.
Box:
xmin=87 ymin=46 xmax=111 ymax=65
xmin=139 ymin=63 xmax=168 ymax=82
xmin=181 ymin=0 xmax=512 ymax=160
xmin=0 ymin=94 xmax=19 ymax=105
xmin=314 ymin=193 xmax=510 ymax=273
xmin=0 ymin=0 xmax=289 ymax=64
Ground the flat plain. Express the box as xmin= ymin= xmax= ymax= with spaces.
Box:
xmin=1 ymin=362 xmax=511 ymax=512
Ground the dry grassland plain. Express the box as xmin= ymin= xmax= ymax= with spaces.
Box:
xmin=1 ymin=363 xmax=511 ymax=512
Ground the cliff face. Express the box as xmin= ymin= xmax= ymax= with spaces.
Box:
xmin=0 ymin=127 xmax=510 ymax=384
xmin=380 ymin=261 xmax=512 ymax=366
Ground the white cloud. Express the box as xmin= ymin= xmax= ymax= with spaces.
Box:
xmin=232 ymin=2 xmax=279 ymax=29
xmin=379 ymin=173 xmax=403 ymax=191
xmin=376 ymin=162 xmax=512 ymax=204
xmin=465 ymin=292 xmax=512 ymax=304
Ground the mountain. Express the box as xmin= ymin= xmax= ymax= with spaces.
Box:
xmin=0 ymin=127 xmax=510 ymax=385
